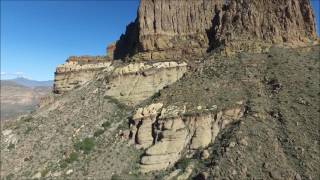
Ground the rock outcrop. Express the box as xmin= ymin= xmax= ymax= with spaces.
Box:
xmin=54 ymin=56 xmax=187 ymax=105
xmin=114 ymin=0 xmax=224 ymax=61
xmin=53 ymin=56 xmax=113 ymax=94
xmin=55 ymin=0 xmax=317 ymax=93
xmin=113 ymin=0 xmax=317 ymax=60
xmin=130 ymin=102 xmax=245 ymax=172
xmin=212 ymin=0 xmax=318 ymax=54
xmin=104 ymin=61 xmax=187 ymax=106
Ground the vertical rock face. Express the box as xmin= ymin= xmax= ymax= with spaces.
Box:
xmin=114 ymin=0 xmax=317 ymax=60
xmin=106 ymin=43 xmax=116 ymax=59
xmin=115 ymin=0 xmax=224 ymax=60
xmin=136 ymin=0 xmax=223 ymax=58
xmin=54 ymin=0 xmax=317 ymax=92
xmin=213 ymin=0 xmax=317 ymax=52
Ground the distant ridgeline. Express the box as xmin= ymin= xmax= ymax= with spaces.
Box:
xmin=53 ymin=0 xmax=318 ymax=94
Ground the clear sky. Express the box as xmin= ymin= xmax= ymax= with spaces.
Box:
xmin=1 ymin=0 xmax=319 ymax=81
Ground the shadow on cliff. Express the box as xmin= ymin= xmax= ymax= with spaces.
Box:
xmin=113 ymin=21 xmax=139 ymax=60
xmin=206 ymin=4 xmax=224 ymax=53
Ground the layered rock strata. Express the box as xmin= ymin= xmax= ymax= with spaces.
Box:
xmin=55 ymin=0 xmax=317 ymax=92
xmin=55 ymin=58 xmax=187 ymax=106
xmin=53 ymin=56 xmax=113 ymax=94
xmin=104 ymin=61 xmax=187 ymax=106
xmin=130 ymin=102 xmax=245 ymax=172
xmin=113 ymin=0 xmax=317 ymax=60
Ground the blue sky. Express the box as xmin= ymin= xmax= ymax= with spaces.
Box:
xmin=1 ymin=0 xmax=319 ymax=81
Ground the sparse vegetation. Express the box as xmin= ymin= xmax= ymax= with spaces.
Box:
xmin=7 ymin=143 xmax=15 ymax=150
xmin=102 ymin=121 xmax=111 ymax=129
xmin=5 ymin=173 xmax=14 ymax=180
xmin=66 ymin=152 xmax=79 ymax=163
xmin=94 ymin=129 xmax=105 ymax=137
xmin=22 ymin=115 xmax=33 ymax=122
xmin=24 ymin=127 xmax=32 ymax=134
xmin=74 ymin=138 xmax=95 ymax=154
xmin=41 ymin=168 xmax=49 ymax=177
xmin=59 ymin=161 xmax=68 ymax=169
xmin=175 ymin=158 xmax=192 ymax=171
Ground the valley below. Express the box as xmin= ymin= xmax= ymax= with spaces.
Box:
xmin=0 ymin=79 xmax=52 ymax=121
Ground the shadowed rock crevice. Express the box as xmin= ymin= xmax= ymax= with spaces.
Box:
xmin=113 ymin=21 xmax=140 ymax=60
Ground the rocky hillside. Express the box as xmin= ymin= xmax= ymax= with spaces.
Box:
xmin=1 ymin=0 xmax=319 ymax=179
xmin=2 ymin=45 xmax=319 ymax=180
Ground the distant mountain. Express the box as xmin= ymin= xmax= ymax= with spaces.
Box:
xmin=0 ymin=80 xmax=52 ymax=121
xmin=2 ymin=77 xmax=53 ymax=88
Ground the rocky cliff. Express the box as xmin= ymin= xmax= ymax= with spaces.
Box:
xmin=104 ymin=61 xmax=187 ymax=106
xmin=114 ymin=0 xmax=224 ymax=60
xmin=53 ymin=56 xmax=113 ymax=94
xmin=130 ymin=102 xmax=245 ymax=172
xmin=55 ymin=0 xmax=317 ymax=94
xmin=114 ymin=0 xmax=317 ymax=60
xmin=2 ymin=0 xmax=319 ymax=179
xmin=213 ymin=0 xmax=318 ymax=54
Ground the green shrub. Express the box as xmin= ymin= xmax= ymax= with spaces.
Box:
xmin=6 ymin=173 xmax=14 ymax=180
xmin=175 ymin=158 xmax=192 ymax=170
xmin=59 ymin=161 xmax=68 ymax=169
xmin=65 ymin=152 xmax=79 ymax=163
xmin=22 ymin=115 xmax=33 ymax=122
xmin=102 ymin=121 xmax=111 ymax=129
xmin=7 ymin=143 xmax=15 ymax=150
xmin=111 ymin=174 xmax=122 ymax=180
xmin=41 ymin=169 xmax=49 ymax=177
xmin=94 ymin=129 xmax=105 ymax=137
xmin=24 ymin=127 xmax=32 ymax=134
xmin=74 ymin=138 xmax=95 ymax=154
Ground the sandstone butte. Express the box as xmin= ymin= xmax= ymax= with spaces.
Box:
xmin=54 ymin=0 xmax=317 ymax=95
xmin=3 ymin=0 xmax=317 ymax=179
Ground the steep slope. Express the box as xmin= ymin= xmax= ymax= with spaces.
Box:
xmin=143 ymin=45 xmax=320 ymax=179
xmin=1 ymin=77 xmax=142 ymax=179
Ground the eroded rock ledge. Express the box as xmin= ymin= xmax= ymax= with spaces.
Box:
xmin=129 ymin=102 xmax=245 ymax=172
xmin=53 ymin=56 xmax=113 ymax=94
xmin=104 ymin=61 xmax=187 ymax=106
xmin=54 ymin=59 xmax=187 ymax=106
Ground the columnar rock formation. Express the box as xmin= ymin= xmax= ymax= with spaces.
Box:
xmin=113 ymin=0 xmax=317 ymax=60
xmin=114 ymin=0 xmax=224 ymax=60
xmin=130 ymin=102 xmax=245 ymax=172
xmin=212 ymin=0 xmax=318 ymax=53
